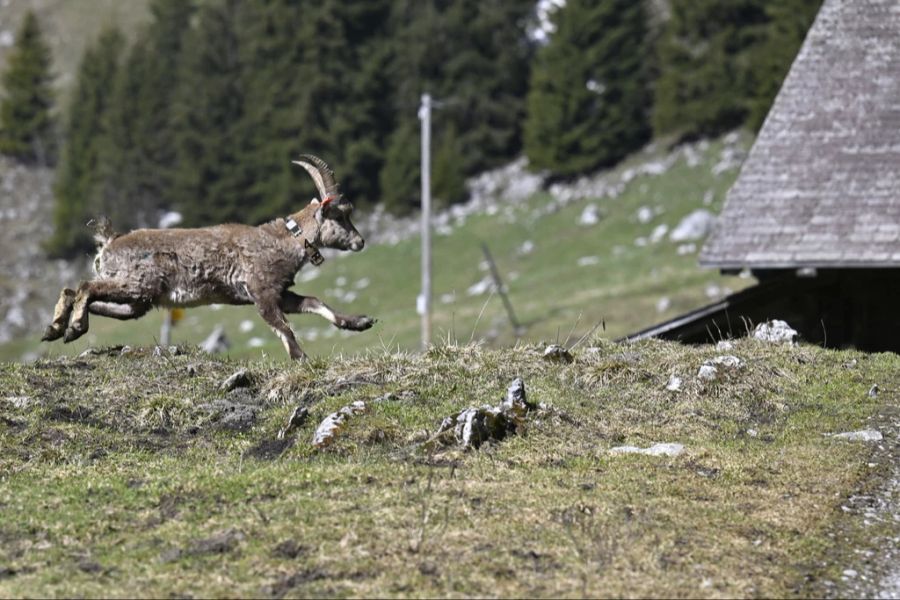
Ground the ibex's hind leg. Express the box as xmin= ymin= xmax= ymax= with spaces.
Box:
xmin=66 ymin=280 xmax=145 ymax=343
xmin=88 ymin=301 xmax=151 ymax=320
xmin=42 ymin=288 xmax=76 ymax=342
xmin=254 ymin=292 xmax=307 ymax=360
xmin=280 ymin=291 xmax=375 ymax=331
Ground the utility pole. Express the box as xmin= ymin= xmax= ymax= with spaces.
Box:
xmin=419 ymin=93 xmax=432 ymax=350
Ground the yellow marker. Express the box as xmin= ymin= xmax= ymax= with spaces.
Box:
xmin=170 ymin=308 xmax=185 ymax=325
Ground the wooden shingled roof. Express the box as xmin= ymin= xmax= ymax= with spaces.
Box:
xmin=700 ymin=0 xmax=900 ymax=269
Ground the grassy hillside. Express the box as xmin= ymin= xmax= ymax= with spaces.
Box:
xmin=1 ymin=338 xmax=897 ymax=596
xmin=1 ymin=133 xmax=753 ymax=362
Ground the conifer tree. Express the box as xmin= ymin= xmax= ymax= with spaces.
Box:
xmin=379 ymin=119 xmax=420 ymax=215
xmin=524 ymin=0 xmax=651 ymax=176
xmin=746 ymin=0 xmax=821 ymax=130
xmin=94 ymin=37 xmax=151 ymax=230
xmin=0 ymin=11 xmax=56 ymax=165
xmin=46 ymin=28 xmax=124 ymax=258
xmin=171 ymin=0 xmax=246 ymax=226
xmin=96 ymin=0 xmax=194 ymax=230
xmin=381 ymin=0 xmax=533 ymax=213
xmin=653 ymin=0 xmax=769 ymax=138
xmin=193 ymin=0 xmax=394 ymax=224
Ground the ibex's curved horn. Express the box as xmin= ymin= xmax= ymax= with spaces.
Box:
xmin=292 ymin=154 xmax=340 ymax=201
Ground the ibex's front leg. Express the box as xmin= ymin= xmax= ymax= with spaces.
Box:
xmin=42 ymin=288 xmax=76 ymax=341
xmin=280 ymin=291 xmax=375 ymax=331
xmin=254 ymin=291 xmax=307 ymax=360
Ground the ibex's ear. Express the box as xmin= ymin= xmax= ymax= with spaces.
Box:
xmin=315 ymin=204 xmax=325 ymax=224
xmin=309 ymin=198 xmax=320 ymax=206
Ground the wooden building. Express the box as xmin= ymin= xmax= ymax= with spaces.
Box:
xmin=629 ymin=0 xmax=900 ymax=351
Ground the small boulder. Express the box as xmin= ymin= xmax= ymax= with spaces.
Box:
xmin=543 ymin=344 xmax=573 ymax=363
xmin=220 ymin=369 xmax=252 ymax=392
xmin=313 ymin=401 xmax=367 ymax=448
xmin=697 ymin=355 xmax=742 ymax=381
xmin=697 ymin=365 xmax=718 ymax=381
xmin=665 ymin=375 xmax=682 ymax=392
xmin=710 ymin=355 xmax=742 ymax=368
xmin=278 ymin=406 xmax=309 ymax=440
xmin=831 ymin=430 xmax=883 ymax=442
xmin=432 ymin=378 xmax=535 ymax=450
xmin=610 ymin=443 xmax=684 ymax=457
xmin=752 ymin=320 xmax=798 ymax=345
xmin=669 ymin=209 xmax=715 ymax=242
xmin=578 ymin=204 xmax=602 ymax=226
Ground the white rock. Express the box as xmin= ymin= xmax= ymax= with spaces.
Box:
xmin=832 ymin=430 xmax=883 ymax=442
xmin=517 ymin=240 xmax=535 ymax=256
xmin=354 ymin=277 xmax=370 ymax=289
xmin=650 ymin=223 xmax=669 ymax=243
xmin=710 ymin=355 xmax=742 ymax=368
xmin=636 ymin=206 xmax=654 ymax=224
xmin=704 ymin=283 xmax=723 ymax=299
xmin=665 ymin=375 xmax=682 ymax=392
xmin=440 ymin=293 xmax=455 ymax=304
xmin=610 ymin=443 xmax=684 ymax=457
xmin=677 ymin=243 xmax=697 ymax=255
xmin=577 ymin=256 xmax=600 ymax=267
xmin=578 ymin=204 xmax=602 ymax=226
xmin=239 ymin=320 xmax=254 ymax=333
xmin=656 ymin=297 xmax=671 ymax=313
xmin=669 ymin=210 xmax=716 ymax=242
xmin=313 ymin=401 xmax=367 ymax=448
xmin=158 ymin=211 xmax=183 ymax=229
xmin=4 ymin=396 xmax=31 ymax=408
xmin=543 ymin=344 xmax=573 ymax=363
xmin=753 ymin=320 xmax=798 ymax=345
xmin=716 ymin=340 xmax=734 ymax=351
xmin=697 ymin=364 xmax=718 ymax=380
xmin=247 ymin=337 xmax=265 ymax=348
xmin=466 ymin=276 xmax=493 ymax=296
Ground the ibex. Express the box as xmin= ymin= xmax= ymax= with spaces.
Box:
xmin=42 ymin=155 xmax=375 ymax=360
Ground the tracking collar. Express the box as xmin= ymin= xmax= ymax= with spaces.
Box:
xmin=285 ymin=217 xmax=325 ymax=266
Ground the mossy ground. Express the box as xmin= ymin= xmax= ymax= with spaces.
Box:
xmin=1 ymin=338 xmax=897 ymax=597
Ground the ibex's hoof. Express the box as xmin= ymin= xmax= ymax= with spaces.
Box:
xmin=41 ymin=326 xmax=64 ymax=342
xmin=63 ymin=327 xmax=84 ymax=343
xmin=343 ymin=316 xmax=376 ymax=331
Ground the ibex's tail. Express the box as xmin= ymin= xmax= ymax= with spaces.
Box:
xmin=87 ymin=216 xmax=119 ymax=248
